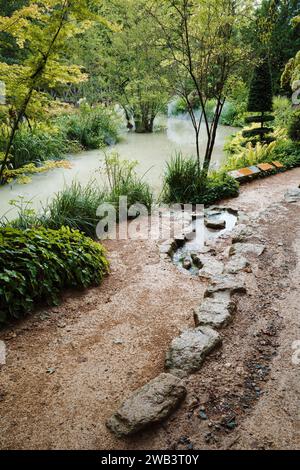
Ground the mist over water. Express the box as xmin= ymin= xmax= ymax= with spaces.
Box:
xmin=0 ymin=116 xmax=238 ymax=220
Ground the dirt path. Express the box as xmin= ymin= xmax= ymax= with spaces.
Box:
xmin=1 ymin=169 xmax=300 ymax=450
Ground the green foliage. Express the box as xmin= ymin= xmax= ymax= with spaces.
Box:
xmin=269 ymin=140 xmax=300 ymax=168
xmin=170 ymin=88 xmax=248 ymax=128
xmin=42 ymin=181 xmax=107 ymax=238
xmin=247 ymin=59 xmax=273 ymax=113
xmin=0 ymin=123 xmax=71 ymax=169
xmin=162 ymin=152 xmax=199 ymax=203
xmin=223 ymin=125 xmax=300 ymax=172
xmin=103 ymin=152 xmax=153 ymax=214
xmin=55 ymin=105 xmax=120 ymax=150
xmin=4 ymin=153 xmax=154 ymax=237
xmin=244 ymin=58 xmax=274 ymax=142
xmin=97 ymin=0 xmax=170 ymax=133
xmin=0 ymin=226 xmax=109 ymax=322
xmin=224 ymin=127 xmax=288 ymax=170
xmin=288 ymin=112 xmax=300 ymax=142
xmin=2 ymin=182 xmax=106 ymax=238
xmin=162 ymin=153 xmax=239 ymax=205
xmin=273 ymin=96 xmax=293 ymax=129
xmin=249 ymin=0 xmax=300 ymax=93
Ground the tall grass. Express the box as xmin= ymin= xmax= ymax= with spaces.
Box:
xmin=162 ymin=152 xmax=200 ymax=203
xmin=162 ymin=152 xmax=239 ymax=205
xmin=0 ymin=123 xmax=70 ymax=169
xmin=3 ymin=154 xmax=154 ymax=238
xmin=103 ymin=152 xmax=153 ymax=214
xmin=43 ymin=181 xmax=106 ymax=238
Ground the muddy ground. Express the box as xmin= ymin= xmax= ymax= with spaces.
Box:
xmin=0 ymin=169 xmax=300 ymax=450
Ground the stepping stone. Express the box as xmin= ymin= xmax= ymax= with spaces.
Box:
xmin=272 ymin=161 xmax=284 ymax=169
xmin=204 ymin=274 xmax=247 ymax=297
xmin=248 ymin=165 xmax=261 ymax=174
xmin=228 ymin=170 xmax=243 ymax=180
xmin=182 ymin=257 xmax=192 ymax=270
xmin=229 ymin=243 xmax=266 ymax=257
xmin=231 ymin=224 xmax=254 ymax=243
xmin=194 ymin=292 xmax=236 ymax=329
xmin=106 ymin=373 xmax=186 ymax=437
xmin=238 ymin=167 xmax=255 ymax=177
xmin=159 ymin=240 xmax=176 ymax=255
xmin=205 ymin=218 xmax=226 ymax=230
xmin=257 ymin=163 xmax=275 ymax=172
xmin=165 ymin=327 xmax=221 ymax=377
xmin=284 ymin=188 xmax=300 ymax=203
xmin=225 ymin=255 xmax=250 ymax=274
xmin=198 ymin=256 xmax=224 ymax=280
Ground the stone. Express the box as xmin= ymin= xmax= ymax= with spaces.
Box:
xmin=174 ymin=234 xmax=185 ymax=246
xmin=194 ymin=291 xmax=236 ymax=329
xmin=225 ymin=255 xmax=250 ymax=274
xmin=284 ymin=188 xmax=300 ymax=203
xmin=159 ymin=239 xmax=176 ymax=256
xmin=229 ymin=243 xmax=266 ymax=257
xmin=165 ymin=327 xmax=222 ymax=377
xmin=191 ymin=253 xmax=204 ymax=268
xmin=182 ymin=257 xmax=192 ymax=270
xmin=231 ymin=224 xmax=253 ymax=243
xmin=205 ymin=218 xmax=226 ymax=230
xmin=106 ymin=373 xmax=186 ymax=437
xmin=197 ymin=255 xmax=224 ymax=280
xmin=204 ymin=274 xmax=247 ymax=297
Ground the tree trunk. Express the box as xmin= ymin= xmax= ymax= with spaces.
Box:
xmin=134 ymin=116 xmax=154 ymax=133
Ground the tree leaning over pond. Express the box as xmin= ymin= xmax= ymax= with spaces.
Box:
xmin=0 ymin=0 xmax=109 ymax=182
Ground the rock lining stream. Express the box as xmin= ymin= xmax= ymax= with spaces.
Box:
xmin=171 ymin=208 xmax=238 ymax=275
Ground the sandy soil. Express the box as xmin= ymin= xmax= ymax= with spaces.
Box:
xmin=1 ymin=168 xmax=300 ymax=450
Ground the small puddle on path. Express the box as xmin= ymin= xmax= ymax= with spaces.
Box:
xmin=172 ymin=208 xmax=238 ymax=275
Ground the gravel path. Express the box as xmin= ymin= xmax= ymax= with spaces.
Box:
xmin=0 ymin=168 xmax=300 ymax=450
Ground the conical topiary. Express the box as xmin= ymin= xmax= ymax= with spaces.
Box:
xmin=243 ymin=58 xmax=274 ymax=142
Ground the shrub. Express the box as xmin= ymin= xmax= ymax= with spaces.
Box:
xmin=0 ymin=123 xmax=70 ymax=169
xmin=56 ymin=104 xmax=120 ymax=150
xmin=273 ymin=96 xmax=293 ymax=129
xmin=224 ymin=127 xmax=288 ymax=170
xmin=162 ymin=153 xmax=239 ymax=205
xmin=288 ymin=112 xmax=300 ymax=142
xmin=269 ymin=141 xmax=300 ymax=168
xmin=202 ymin=171 xmax=240 ymax=205
xmin=0 ymin=226 xmax=109 ymax=322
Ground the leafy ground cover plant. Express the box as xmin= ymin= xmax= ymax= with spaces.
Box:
xmin=0 ymin=226 xmax=109 ymax=323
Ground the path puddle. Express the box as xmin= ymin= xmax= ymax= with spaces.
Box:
xmin=172 ymin=208 xmax=238 ymax=275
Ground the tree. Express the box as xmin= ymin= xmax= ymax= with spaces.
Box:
xmin=0 ymin=0 xmax=107 ymax=181
xmin=96 ymin=0 xmax=169 ymax=133
xmin=149 ymin=0 xmax=254 ymax=175
xmin=243 ymin=58 xmax=275 ymax=142
xmin=281 ymin=16 xmax=300 ymax=92
xmin=248 ymin=0 xmax=300 ymax=93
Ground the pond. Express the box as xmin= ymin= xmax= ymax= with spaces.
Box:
xmin=0 ymin=117 xmax=238 ymax=220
